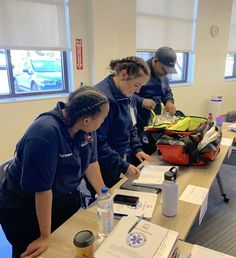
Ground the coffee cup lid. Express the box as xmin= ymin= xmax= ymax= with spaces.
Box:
xmin=73 ymin=230 xmax=95 ymax=248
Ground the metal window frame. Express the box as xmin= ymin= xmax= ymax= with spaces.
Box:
xmin=169 ymin=52 xmax=188 ymax=84
xmin=0 ymin=49 xmax=69 ymax=99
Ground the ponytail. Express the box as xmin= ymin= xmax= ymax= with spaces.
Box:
xmin=109 ymin=56 xmax=150 ymax=78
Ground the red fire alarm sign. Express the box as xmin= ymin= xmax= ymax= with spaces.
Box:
xmin=75 ymin=39 xmax=83 ymax=70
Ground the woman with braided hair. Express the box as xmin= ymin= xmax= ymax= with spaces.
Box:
xmin=90 ymin=56 xmax=152 ymax=190
xmin=0 ymin=86 xmax=109 ymax=258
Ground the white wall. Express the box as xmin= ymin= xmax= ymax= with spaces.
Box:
xmin=0 ymin=0 xmax=136 ymax=162
xmin=87 ymin=0 xmax=136 ymax=83
xmin=0 ymin=0 xmax=236 ymax=163
xmin=172 ymin=0 xmax=235 ymax=117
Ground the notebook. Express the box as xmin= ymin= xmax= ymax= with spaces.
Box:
xmin=112 ymin=189 xmax=158 ymax=219
xmin=120 ymin=179 xmax=160 ymax=193
xmin=228 ymin=123 xmax=236 ymax=132
xmin=94 ymin=215 xmax=179 ymax=258
xmin=132 ymin=165 xmax=177 ymax=189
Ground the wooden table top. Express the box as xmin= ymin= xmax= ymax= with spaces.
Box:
xmin=41 ymin=124 xmax=235 ymax=257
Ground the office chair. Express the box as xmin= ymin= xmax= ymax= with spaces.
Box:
xmin=0 ymin=158 xmax=13 ymax=184
xmin=0 ymin=158 xmax=13 ymax=257
xmin=225 ymin=111 xmax=236 ymax=122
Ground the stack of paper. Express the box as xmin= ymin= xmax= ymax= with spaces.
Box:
xmin=228 ymin=123 xmax=236 ymax=132
xmin=132 ymin=165 xmax=176 ymax=189
xmin=191 ymin=245 xmax=236 ymax=258
xmin=232 ymin=137 xmax=236 ymax=150
xmin=95 ymin=215 xmax=179 ymax=258
xmin=179 ymin=184 xmax=209 ymax=225
xmin=112 ymin=189 xmax=158 ymax=219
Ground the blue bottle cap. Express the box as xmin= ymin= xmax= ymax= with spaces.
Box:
xmin=101 ymin=186 xmax=109 ymax=194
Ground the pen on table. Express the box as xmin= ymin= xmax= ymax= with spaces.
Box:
xmin=172 ymin=248 xmax=180 ymax=258
xmin=138 ymin=164 xmax=144 ymax=171
xmin=128 ymin=213 xmax=145 ymax=234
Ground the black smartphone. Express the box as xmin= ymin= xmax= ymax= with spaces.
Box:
xmin=113 ymin=194 xmax=139 ymax=206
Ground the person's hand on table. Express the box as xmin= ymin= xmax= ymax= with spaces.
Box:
xmin=135 ymin=151 xmax=152 ymax=163
xmin=20 ymin=236 xmax=50 ymax=258
xmin=125 ymin=165 xmax=140 ymax=180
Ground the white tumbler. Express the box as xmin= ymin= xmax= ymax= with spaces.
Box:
xmin=161 ymin=167 xmax=178 ymax=217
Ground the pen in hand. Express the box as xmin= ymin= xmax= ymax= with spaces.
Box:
xmin=128 ymin=214 xmax=145 ymax=234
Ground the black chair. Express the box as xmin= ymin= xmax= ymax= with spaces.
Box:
xmin=0 ymin=158 xmax=14 ymax=256
xmin=0 ymin=158 xmax=13 ymax=184
xmin=225 ymin=111 xmax=236 ymax=122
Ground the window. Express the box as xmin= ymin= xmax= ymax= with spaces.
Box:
xmin=0 ymin=50 xmax=10 ymax=95
xmin=136 ymin=51 xmax=188 ymax=84
xmin=225 ymin=53 xmax=236 ymax=79
xmin=0 ymin=0 xmax=70 ymax=100
xmin=0 ymin=50 xmax=68 ymax=99
xmin=225 ymin=0 xmax=236 ymax=79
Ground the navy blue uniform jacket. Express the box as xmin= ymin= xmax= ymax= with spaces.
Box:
xmin=136 ymin=58 xmax=174 ymax=133
xmin=0 ymin=102 xmax=97 ymax=209
xmin=95 ymin=75 xmax=142 ymax=187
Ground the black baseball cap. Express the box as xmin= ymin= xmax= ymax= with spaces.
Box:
xmin=155 ymin=47 xmax=177 ymax=74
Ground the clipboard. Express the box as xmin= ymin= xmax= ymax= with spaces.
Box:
xmin=120 ymin=179 xmax=160 ymax=194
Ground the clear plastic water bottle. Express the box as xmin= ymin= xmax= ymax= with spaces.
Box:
xmin=161 ymin=167 xmax=178 ymax=217
xmin=97 ymin=186 xmax=113 ymax=238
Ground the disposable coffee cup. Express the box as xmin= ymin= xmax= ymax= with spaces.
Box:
xmin=73 ymin=230 xmax=95 ymax=258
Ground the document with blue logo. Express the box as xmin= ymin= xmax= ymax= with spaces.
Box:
xmin=95 ymin=215 xmax=179 ymax=258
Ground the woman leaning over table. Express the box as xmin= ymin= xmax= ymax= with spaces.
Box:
xmin=87 ymin=56 xmax=152 ymax=191
xmin=0 ymin=86 xmax=109 ymax=258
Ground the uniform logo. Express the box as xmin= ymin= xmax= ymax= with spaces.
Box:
xmin=127 ymin=232 xmax=147 ymax=248
xmin=81 ymin=134 xmax=94 ymax=147
xmin=59 ymin=153 xmax=72 ymax=158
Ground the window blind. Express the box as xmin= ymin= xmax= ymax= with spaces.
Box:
xmin=228 ymin=0 xmax=236 ymax=52
xmin=136 ymin=0 xmax=196 ymax=52
xmin=0 ymin=0 xmax=66 ymax=50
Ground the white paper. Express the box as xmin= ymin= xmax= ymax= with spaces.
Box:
xmin=221 ymin=137 xmax=233 ymax=146
xmin=179 ymin=185 xmax=209 ymax=205
xmin=95 ymin=216 xmax=179 ymax=258
xmin=191 ymin=245 xmax=236 ymax=258
xmin=228 ymin=123 xmax=236 ymax=132
xmin=132 ymin=165 xmax=176 ymax=188
xmin=227 ymin=146 xmax=232 ymax=159
xmin=179 ymin=185 xmax=209 ymax=224
xmin=199 ymin=193 xmax=208 ymax=225
xmin=112 ymin=189 xmax=158 ymax=219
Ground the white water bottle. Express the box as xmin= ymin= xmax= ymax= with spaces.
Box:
xmin=97 ymin=186 xmax=113 ymax=238
xmin=161 ymin=167 xmax=178 ymax=217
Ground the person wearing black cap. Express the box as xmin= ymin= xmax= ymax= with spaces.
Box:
xmin=135 ymin=47 xmax=177 ymax=136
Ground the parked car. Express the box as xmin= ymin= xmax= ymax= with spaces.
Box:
xmin=13 ymin=57 xmax=63 ymax=92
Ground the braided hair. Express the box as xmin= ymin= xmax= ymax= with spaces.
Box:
xmin=109 ymin=56 xmax=150 ymax=79
xmin=64 ymin=86 xmax=108 ymax=127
